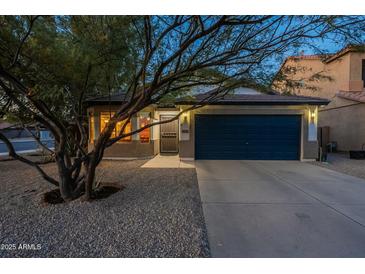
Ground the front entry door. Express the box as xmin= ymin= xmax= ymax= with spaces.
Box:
xmin=160 ymin=115 xmax=179 ymax=153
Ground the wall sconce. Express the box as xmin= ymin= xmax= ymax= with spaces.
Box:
xmin=308 ymin=108 xmax=317 ymax=141
xmin=181 ymin=112 xmax=189 ymax=123
xmin=309 ymin=109 xmax=316 ymax=122
xmin=180 ymin=112 xmax=190 ymax=140
xmin=139 ymin=112 xmax=151 ymax=121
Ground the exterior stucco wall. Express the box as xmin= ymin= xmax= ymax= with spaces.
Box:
xmin=276 ymin=55 xmax=351 ymax=99
xmin=276 ymin=51 xmax=365 ymax=99
xmin=349 ymin=52 xmax=365 ymax=90
xmin=319 ymin=97 xmax=365 ymax=151
xmin=102 ymin=140 xmax=158 ymax=158
xmin=179 ymin=105 xmax=318 ymax=160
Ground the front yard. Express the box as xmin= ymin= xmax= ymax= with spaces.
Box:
xmin=0 ymin=159 xmax=210 ymax=257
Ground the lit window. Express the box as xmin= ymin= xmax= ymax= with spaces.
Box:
xmin=100 ymin=112 xmax=132 ymax=142
xmin=116 ymin=119 xmax=132 ymax=142
xmin=89 ymin=114 xmax=95 ymax=143
xmin=100 ymin=112 xmax=115 ymax=137
xmin=139 ymin=116 xmax=150 ymax=143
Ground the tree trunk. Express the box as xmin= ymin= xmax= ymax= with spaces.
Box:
xmin=55 ymin=157 xmax=76 ymax=201
xmin=84 ymin=156 xmax=97 ymax=201
xmin=59 ymin=176 xmax=75 ymax=202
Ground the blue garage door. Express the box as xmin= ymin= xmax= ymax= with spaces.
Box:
xmin=195 ymin=115 xmax=301 ymax=160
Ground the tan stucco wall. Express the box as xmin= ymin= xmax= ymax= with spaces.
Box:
xmin=102 ymin=140 xmax=158 ymax=158
xmin=276 ymin=56 xmax=350 ymax=98
xmin=179 ymin=105 xmax=318 ymax=160
xmin=349 ymin=52 xmax=365 ymax=90
xmin=319 ymin=97 xmax=365 ymax=151
xmin=275 ymin=51 xmax=365 ymax=99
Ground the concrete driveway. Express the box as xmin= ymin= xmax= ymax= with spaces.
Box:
xmin=196 ymin=160 xmax=365 ymax=257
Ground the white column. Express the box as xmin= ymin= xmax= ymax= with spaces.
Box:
xmin=132 ymin=116 xmax=139 ymax=141
xmin=94 ymin=112 xmax=100 ymax=139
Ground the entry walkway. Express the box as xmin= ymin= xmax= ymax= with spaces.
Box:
xmin=141 ymin=154 xmax=195 ymax=168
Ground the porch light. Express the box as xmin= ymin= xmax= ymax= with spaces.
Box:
xmin=180 ymin=113 xmax=190 ymax=141
xmin=139 ymin=112 xmax=151 ymax=120
xmin=308 ymin=108 xmax=317 ymax=141
xmin=182 ymin=112 xmax=188 ymax=122
xmin=308 ymin=108 xmax=316 ymax=122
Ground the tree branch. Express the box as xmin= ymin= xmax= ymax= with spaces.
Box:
xmin=8 ymin=16 xmax=40 ymax=70
xmin=0 ymin=131 xmax=59 ymax=186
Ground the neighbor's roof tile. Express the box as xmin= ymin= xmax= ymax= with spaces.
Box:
xmin=337 ymin=91 xmax=365 ymax=103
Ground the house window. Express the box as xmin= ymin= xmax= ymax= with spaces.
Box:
xmin=89 ymin=114 xmax=95 ymax=143
xmin=116 ymin=119 xmax=132 ymax=142
xmin=100 ymin=112 xmax=132 ymax=142
xmin=139 ymin=116 xmax=150 ymax=143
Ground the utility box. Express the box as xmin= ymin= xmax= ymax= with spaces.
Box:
xmin=318 ymin=126 xmax=330 ymax=161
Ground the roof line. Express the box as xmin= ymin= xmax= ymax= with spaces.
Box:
xmin=324 ymin=44 xmax=365 ymax=64
xmin=175 ymin=100 xmax=329 ymax=106
xmin=277 ymin=44 xmax=365 ymax=76
xmin=337 ymin=91 xmax=365 ymax=103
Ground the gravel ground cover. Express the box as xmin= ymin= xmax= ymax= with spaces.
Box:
xmin=0 ymin=158 xmax=210 ymax=257
xmin=310 ymin=152 xmax=365 ymax=180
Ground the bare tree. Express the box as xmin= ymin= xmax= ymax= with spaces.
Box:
xmin=1 ymin=15 xmax=364 ymax=201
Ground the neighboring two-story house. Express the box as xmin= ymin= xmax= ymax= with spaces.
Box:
xmin=274 ymin=45 xmax=365 ymax=151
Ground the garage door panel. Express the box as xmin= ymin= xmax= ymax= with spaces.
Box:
xmin=195 ymin=115 xmax=301 ymax=160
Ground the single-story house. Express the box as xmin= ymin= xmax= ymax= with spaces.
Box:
xmin=86 ymin=88 xmax=329 ymax=161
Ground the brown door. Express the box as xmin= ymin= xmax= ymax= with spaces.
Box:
xmin=160 ymin=115 xmax=179 ymax=153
